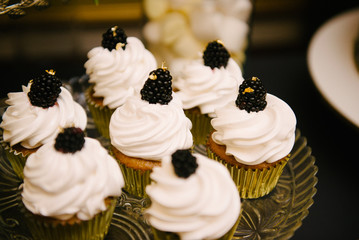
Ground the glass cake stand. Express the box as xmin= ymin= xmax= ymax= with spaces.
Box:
xmin=0 ymin=77 xmax=318 ymax=240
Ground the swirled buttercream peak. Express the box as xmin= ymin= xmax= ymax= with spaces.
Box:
xmin=211 ymin=94 xmax=296 ymax=165
xmin=84 ymin=36 xmax=157 ymax=109
xmin=109 ymin=92 xmax=193 ymax=160
xmin=146 ymin=153 xmax=241 ymax=240
xmin=0 ymin=84 xmax=87 ymax=149
xmin=22 ymin=137 xmax=124 ymax=221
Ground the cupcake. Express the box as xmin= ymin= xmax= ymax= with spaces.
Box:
xmin=0 ymin=70 xmax=87 ymax=179
xmin=21 ymin=127 xmax=124 ymax=240
xmin=145 ymin=149 xmax=241 ymax=240
xmin=207 ymin=77 xmax=297 ymax=199
xmin=109 ymin=66 xmax=193 ymax=198
xmin=173 ymin=40 xmax=243 ymax=145
xmin=84 ymin=26 xmax=157 ymax=139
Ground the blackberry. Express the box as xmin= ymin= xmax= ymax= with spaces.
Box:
xmin=140 ymin=67 xmax=173 ymax=105
xmin=203 ymin=40 xmax=230 ymax=69
xmin=27 ymin=69 xmax=62 ymax=108
xmin=236 ymin=77 xmax=267 ymax=113
xmin=54 ymin=127 xmax=85 ymax=154
xmin=171 ymin=149 xmax=198 ymax=178
xmin=101 ymin=26 xmax=127 ymax=51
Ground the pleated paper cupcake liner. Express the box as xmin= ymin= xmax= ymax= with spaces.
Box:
xmin=207 ymin=148 xmax=289 ymax=199
xmin=184 ymin=110 xmax=213 ymax=146
xmin=118 ymin=163 xmax=152 ymax=198
xmin=85 ymin=86 xmax=115 ymax=139
xmin=22 ymin=197 xmax=117 ymax=240
xmin=1 ymin=140 xmax=29 ymax=179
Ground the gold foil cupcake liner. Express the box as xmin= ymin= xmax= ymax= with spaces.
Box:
xmin=207 ymin=148 xmax=289 ymax=199
xmin=85 ymin=86 xmax=115 ymax=139
xmin=118 ymin=163 xmax=152 ymax=198
xmin=22 ymin=197 xmax=117 ymax=240
xmin=151 ymin=212 xmax=241 ymax=240
xmin=1 ymin=140 xmax=29 ymax=179
xmin=184 ymin=110 xmax=213 ymax=146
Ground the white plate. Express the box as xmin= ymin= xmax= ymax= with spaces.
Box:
xmin=307 ymin=8 xmax=359 ymax=127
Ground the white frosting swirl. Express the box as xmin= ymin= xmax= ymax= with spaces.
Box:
xmin=109 ymin=93 xmax=193 ymax=160
xmin=0 ymin=85 xmax=87 ymax=149
xmin=84 ymin=37 xmax=157 ymax=109
xmin=146 ymin=153 xmax=241 ymax=240
xmin=211 ymin=94 xmax=297 ymax=165
xmin=173 ymin=58 xmax=243 ymax=117
xmin=22 ymin=137 xmax=124 ymax=221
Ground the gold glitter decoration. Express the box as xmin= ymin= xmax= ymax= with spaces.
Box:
xmin=252 ymin=77 xmax=259 ymax=81
xmin=216 ymin=40 xmax=225 ymax=45
xmin=116 ymin=42 xmax=126 ymax=50
xmin=111 ymin=26 xmax=118 ymax=37
xmin=149 ymin=72 xmax=157 ymax=80
xmin=45 ymin=69 xmax=56 ymax=75
xmin=161 ymin=61 xmax=167 ymax=70
xmin=243 ymin=87 xmax=254 ymax=94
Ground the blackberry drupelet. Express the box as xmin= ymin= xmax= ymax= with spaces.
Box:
xmin=55 ymin=127 xmax=85 ymax=153
xmin=203 ymin=40 xmax=230 ymax=69
xmin=27 ymin=69 xmax=62 ymax=108
xmin=236 ymin=77 xmax=267 ymax=113
xmin=140 ymin=67 xmax=173 ymax=105
xmin=171 ymin=149 xmax=198 ymax=178
xmin=101 ymin=26 xmax=128 ymax=51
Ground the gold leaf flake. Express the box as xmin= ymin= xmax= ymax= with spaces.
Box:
xmin=161 ymin=61 xmax=167 ymax=70
xmin=46 ymin=69 xmax=56 ymax=75
xmin=243 ymin=87 xmax=254 ymax=94
xmin=116 ymin=42 xmax=125 ymax=50
xmin=111 ymin=26 xmax=118 ymax=37
xmin=149 ymin=73 xmax=157 ymax=80
xmin=216 ymin=40 xmax=224 ymax=46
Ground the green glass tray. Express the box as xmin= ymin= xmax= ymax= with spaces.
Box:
xmin=0 ymin=80 xmax=317 ymax=240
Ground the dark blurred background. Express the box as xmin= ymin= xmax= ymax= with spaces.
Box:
xmin=1 ymin=0 xmax=359 ymax=239
xmin=0 ymin=0 xmax=357 ymax=97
